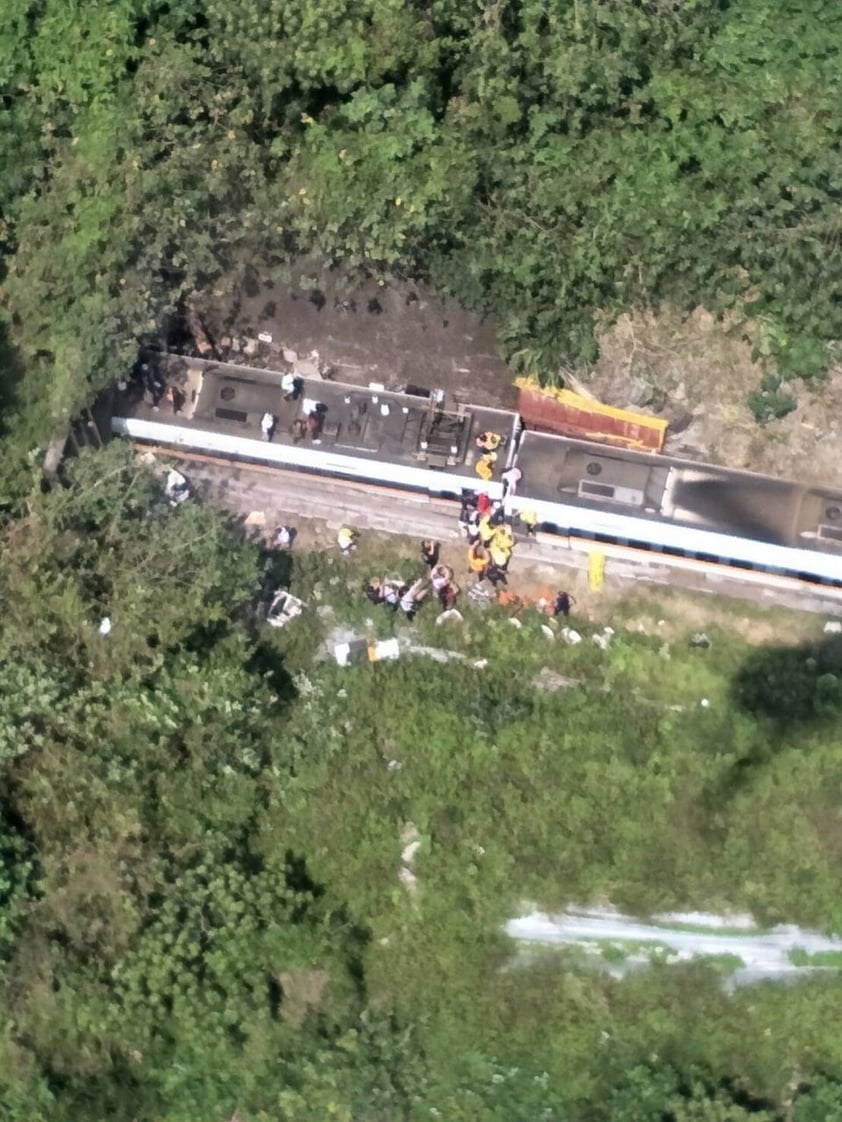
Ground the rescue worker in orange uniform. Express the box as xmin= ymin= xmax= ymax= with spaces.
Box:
xmin=467 ymin=541 xmax=489 ymax=582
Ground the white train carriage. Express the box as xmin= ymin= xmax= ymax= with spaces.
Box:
xmin=112 ymin=357 xmax=519 ymax=500
xmin=509 ymin=432 xmax=842 ymax=587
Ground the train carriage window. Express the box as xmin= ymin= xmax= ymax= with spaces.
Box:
xmin=215 ymin=407 xmax=249 ymax=423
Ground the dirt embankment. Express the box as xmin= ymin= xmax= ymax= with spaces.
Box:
xmin=586 ymin=307 xmax=842 ymax=488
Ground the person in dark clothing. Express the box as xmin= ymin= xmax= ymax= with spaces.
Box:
xmin=420 ymin=540 xmax=440 ymax=568
xmin=364 ymin=580 xmax=385 ymax=605
xmin=439 ymin=581 xmax=460 ymax=610
xmin=458 ymin=491 xmax=477 ymax=536
xmin=486 ymin=561 xmax=508 ymax=589
xmin=553 ymin=591 xmax=576 ymax=618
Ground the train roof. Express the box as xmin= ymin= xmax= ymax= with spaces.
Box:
xmin=116 ymin=356 xmax=518 ymax=483
xmin=516 ymin=431 xmax=842 ymax=553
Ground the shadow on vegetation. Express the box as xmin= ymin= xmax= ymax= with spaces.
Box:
xmin=732 ymin=635 xmax=842 ymax=728
xmin=719 ymin=636 xmax=842 ymax=793
xmin=0 ymin=325 xmax=26 ymax=440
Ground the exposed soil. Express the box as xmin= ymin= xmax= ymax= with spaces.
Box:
xmin=200 ymin=258 xmax=517 ymax=408
xmin=585 ymin=306 xmax=842 ymax=488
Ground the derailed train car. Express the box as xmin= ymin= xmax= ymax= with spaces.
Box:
xmin=111 ymin=356 xmax=842 ymax=593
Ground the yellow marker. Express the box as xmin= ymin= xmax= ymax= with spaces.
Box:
xmin=589 ymin=552 xmax=605 ymax=592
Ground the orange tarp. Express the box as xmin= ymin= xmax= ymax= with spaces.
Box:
xmin=515 ymin=378 xmax=667 ymax=452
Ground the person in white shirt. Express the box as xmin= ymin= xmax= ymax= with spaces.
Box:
xmin=261 ymin=412 xmax=276 ymax=441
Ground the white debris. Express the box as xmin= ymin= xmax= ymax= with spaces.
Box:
xmin=507 ymin=617 xmax=523 ymax=629
xmin=560 ymin=627 xmax=582 ymax=645
xmin=436 ymin=609 xmax=464 ymax=625
xmin=700 ymin=698 xmax=710 ymax=708
xmin=387 ymin=759 xmax=401 ymax=771
xmin=399 ymin=823 xmax=421 ymax=895
xmin=540 ymin=625 xmax=555 ymax=641
xmin=165 ymin=468 xmax=190 ymax=505
xmin=266 ymin=591 xmax=305 ymax=630
xmin=398 ymin=866 xmax=418 ymax=892
xmin=242 ymin=337 xmax=258 ymax=357
xmin=282 ymin=347 xmax=298 ymax=364
xmin=98 ymin=617 xmax=112 ymax=636
xmin=257 ymin=331 xmax=273 ymax=344
xmin=592 ymin=632 xmax=611 ymax=650
xmin=824 ymin=621 xmax=842 ymax=634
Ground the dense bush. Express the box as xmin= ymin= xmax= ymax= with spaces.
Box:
xmin=0 ymin=447 xmax=841 ymax=1117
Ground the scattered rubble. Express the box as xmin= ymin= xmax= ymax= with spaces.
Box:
xmin=560 ymin=627 xmax=582 ymax=645
xmin=399 ymin=823 xmax=421 ymax=895
xmin=531 ymin=667 xmax=582 ymax=692
xmin=334 ymin=636 xmax=400 ymax=666
xmin=592 ymin=626 xmax=615 ymax=651
xmin=267 ymin=591 xmax=305 ymax=630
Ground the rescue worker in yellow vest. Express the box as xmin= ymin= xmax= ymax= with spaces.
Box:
xmin=475 ymin=452 xmax=497 ymax=481
xmin=337 ymin=526 xmax=358 ymax=555
xmin=478 ymin=513 xmax=496 ymax=548
xmin=491 ymin=523 xmax=515 ymax=555
xmin=518 ymin=508 xmax=538 ymax=537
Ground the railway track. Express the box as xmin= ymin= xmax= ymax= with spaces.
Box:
xmin=138 ymin=444 xmax=842 ymax=616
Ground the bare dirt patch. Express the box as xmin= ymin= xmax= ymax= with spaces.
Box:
xmin=200 ymin=257 xmax=517 ymax=408
xmin=585 ymin=307 xmax=842 ymax=488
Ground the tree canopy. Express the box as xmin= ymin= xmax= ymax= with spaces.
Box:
xmin=1 ymin=0 xmax=841 ymax=457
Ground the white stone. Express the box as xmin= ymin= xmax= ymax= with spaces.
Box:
xmin=824 ymin=621 xmax=842 ymax=634
xmin=98 ymin=617 xmax=112 ymax=636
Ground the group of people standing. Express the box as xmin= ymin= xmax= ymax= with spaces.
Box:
xmin=459 ymin=490 xmax=521 ymax=589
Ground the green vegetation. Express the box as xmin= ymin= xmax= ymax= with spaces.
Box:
xmin=789 ymin=949 xmax=842 ymax=969
xmin=3 ymin=0 xmax=842 ymax=1113
xmin=0 ymin=444 xmax=839 ymax=1118
xmin=2 ymin=0 xmax=842 ymax=463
